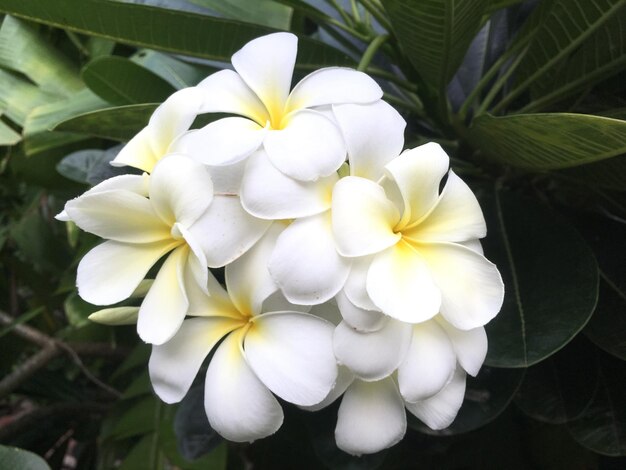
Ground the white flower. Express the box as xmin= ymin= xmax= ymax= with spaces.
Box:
xmin=148 ymin=226 xmax=338 ymax=442
xmin=173 ymin=32 xmax=382 ymax=181
xmin=58 ymin=154 xmax=214 ymax=345
xmin=111 ymin=87 xmax=205 ymax=173
xmin=332 ymin=140 xmax=504 ymax=329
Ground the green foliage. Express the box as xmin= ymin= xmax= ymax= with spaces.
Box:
xmin=0 ymin=0 xmax=624 ymax=467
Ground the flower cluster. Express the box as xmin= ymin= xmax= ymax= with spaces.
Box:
xmin=58 ymin=33 xmax=504 ymax=456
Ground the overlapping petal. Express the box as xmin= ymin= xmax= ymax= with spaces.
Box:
xmin=241 ymin=151 xmax=337 ymax=219
xmin=416 ymin=242 xmax=504 ymax=330
xmin=436 ymin=318 xmax=488 ymax=376
xmin=335 ymin=289 xmax=385 ymax=332
xmin=335 ymin=378 xmax=406 ymax=456
xmin=398 ymin=321 xmax=456 ymax=402
xmin=366 ymin=241 xmax=441 ymax=323
xmin=332 ymin=176 xmax=400 ymax=257
xmin=77 ymin=239 xmax=179 ymax=305
xmin=269 ymin=213 xmax=350 ymax=305
xmin=245 ymin=312 xmax=337 ymax=406
xmin=204 ymin=332 xmax=283 ymax=442
xmin=334 ymin=101 xmax=405 ymax=180
xmin=333 ymin=317 xmax=412 ymax=381
xmin=149 ymin=316 xmax=242 ymax=403
xmin=343 ymin=256 xmax=378 ymax=311
xmin=263 ymin=109 xmax=346 ymax=181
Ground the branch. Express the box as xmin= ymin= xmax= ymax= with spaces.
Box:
xmin=0 ymin=345 xmax=60 ymax=398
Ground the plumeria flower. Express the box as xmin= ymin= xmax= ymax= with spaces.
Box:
xmin=58 ymin=154 xmax=214 ymax=345
xmin=332 ymin=140 xmax=504 ymax=329
xmin=111 ymin=87 xmax=205 ymax=173
xmin=173 ymin=32 xmax=382 ymax=181
xmin=149 ymin=226 xmax=338 ymax=442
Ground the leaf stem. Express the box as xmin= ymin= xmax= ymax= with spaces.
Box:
xmin=366 ymin=66 xmax=418 ymax=92
xmin=358 ymin=34 xmax=389 ymax=71
xmin=324 ymin=0 xmax=355 ymax=27
xmin=359 ymin=0 xmax=392 ymax=31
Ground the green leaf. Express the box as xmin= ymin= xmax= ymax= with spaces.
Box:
xmin=409 ymin=366 xmax=524 ymax=435
xmin=56 ymin=145 xmax=130 ymax=185
xmin=189 ymin=0 xmax=292 ymax=30
xmin=54 ymin=104 xmax=158 ymax=141
xmin=0 ymin=119 xmax=21 ymax=146
xmin=585 ymin=276 xmax=626 ymax=361
xmin=0 ymin=0 xmax=352 ymax=70
xmin=568 ymin=352 xmax=626 ymax=456
xmin=495 ymin=0 xmax=626 ymax=112
xmin=24 ymin=88 xmax=108 ymax=136
xmin=0 ymin=68 xmax=58 ymax=126
xmin=117 ymin=434 xmax=158 ymax=470
xmin=486 ymin=0 xmax=523 ymax=14
xmin=382 ymin=0 xmax=488 ymax=89
xmin=82 ymin=56 xmax=176 ymax=105
xmin=110 ymin=397 xmax=158 ymax=440
xmin=559 ymin=154 xmax=626 ymax=191
xmin=470 ymin=113 xmax=626 ymax=169
xmin=514 ymin=337 xmax=597 ymax=424
xmin=0 ymin=446 xmax=51 ymax=470
xmin=0 ymin=16 xmax=83 ymax=96
xmin=481 ymin=190 xmax=598 ymax=368
xmin=64 ymin=292 xmax=96 ymax=328
xmin=522 ymin=11 xmax=626 ymax=112
xmin=132 ymin=50 xmax=217 ymax=89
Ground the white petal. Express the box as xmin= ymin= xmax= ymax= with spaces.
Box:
xmin=231 ymin=32 xmax=297 ymax=121
xmin=225 ymin=224 xmax=282 ymax=316
xmin=245 ymin=312 xmax=337 ymax=406
xmin=206 ymin=160 xmax=246 ymax=194
xmin=367 ymin=242 xmax=441 ymax=323
xmin=418 ymin=242 xmax=504 ymax=330
xmin=188 ymin=195 xmax=271 ymax=267
xmin=197 ymin=69 xmax=269 ymax=124
xmin=149 ymin=317 xmax=241 ymax=403
xmin=386 ymin=143 xmax=449 ymax=229
xmin=149 ymin=154 xmax=214 ymax=227
xmin=88 ymin=306 xmax=139 ymax=325
xmin=173 ymin=118 xmax=265 ymax=167
xmin=137 ymin=245 xmax=190 ymax=345
xmin=335 ymin=289 xmax=385 ymax=332
xmin=461 ymin=239 xmax=484 ymax=255
xmin=81 ymin=173 xmax=150 ymax=197
xmin=398 ymin=321 xmax=456 ymax=402
xmin=406 ymin=171 xmax=486 ymax=243
xmin=286 ymin=67 xmax=382 ymax=111
xmin=269 ymin=213 xmax=350 ymax=305
xmin=334 ymin=101 xmax=405 ymax=181
xmin=205 ymin=332 xmax=283 ymax=442
xmin=436 ymin=318 xmax=487 ymax=377
xmin=331 ymin=176 xmax=400 ymax=257
xmin=179 ymin=224 xmax=208 ymax=293
xmin=263 ymin=109 xmax=346 ymax=181
xmin=335 ymin=378 xmax=406 ymax=456
xmin=111 ymin=127 xmax=159 ymax=173
xmin=301 ymin=365 xmax=355 ymax=412
xmin=77 ymin=239 xmax=178 ymax=305
xmin=147 ymin=87 xmax=205 ymax=157
xmin=65 ymin=190 xmax=170 ymax=243
xmin=333 ymin=318 xmax=412 ymax=381
xmin=405 ymin=368 xmax=466 ymax=430
xmin=241 ymin=151 xmax=337 ymax=219
xmin=343 ymin=256 xmax=378 ymax=311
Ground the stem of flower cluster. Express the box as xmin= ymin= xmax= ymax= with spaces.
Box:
xmin=359 ymin=0 xmax=392 ymax=32
xmin=358 ymin=34 xmax=389 ymax=71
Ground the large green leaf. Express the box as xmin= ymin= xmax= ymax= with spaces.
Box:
xmin=0 ymin=119 xmax=20 ymax=145
xmin=481 ymin=190 xmax=598 ymax=368
xmin=53 ymin=104 xmax=158 ymax=141
xmin=82 ymin=56 xmax=176 ymax=105
xmin=0 ymin=16 xmax=83 ymax=96
xmin=470 ymin=113 xmax=626 ymax=169
xmin=0 ymin=446 xmax=51 ymax=470
xmin=523 ymin=11 xmax=626 ymax=112
xmin=0 ymin=68 xmax=58 ymax=126
xmin=568 ymin=352 xmax=626 ymax=456
xmin=560 ymin=154 xmax=626 ymax=191
xmin=189 ymin=0 xmax=292 ymax=30
xmin=132 ymin=50 xmax=217 ymax=89
xmin=0 ymin=0 xmax=352 ymax=70
xmin=382 ymin=0 xmax=488 ymax=90
xmin=495 ymin=0 xmax=625 ymax=111
xmin=514 ymin=337 xmax=597 ymax=424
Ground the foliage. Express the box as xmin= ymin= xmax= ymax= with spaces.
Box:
xmin=0 ymin=0 xmax=624 ymax=467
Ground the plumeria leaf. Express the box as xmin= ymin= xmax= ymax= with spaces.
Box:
xmin=481 ymin=190 xmax=598 ymax=368
xmin=514 ymin=337 xmax=598 ymax=424
xmin=408 ymin=366 xmax=524 ymax=435
xmin=469 ymin=114 xmax=626 ymax=169
xmin=0 ymin=0 xmax=353 ymax=69
xmin=567 ymin=351 xmax=626 ymax=456
xmin=0 ymin=446 xmax=51 ymax=470
xmin=189 ymin=0 xmax=292 ymax=30
xmin=381 ymin=0 xmax=489 ymax=90
xmin=82 ymin=56 xmax=176 ymax=105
